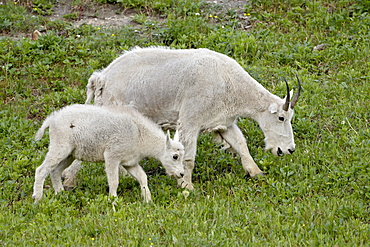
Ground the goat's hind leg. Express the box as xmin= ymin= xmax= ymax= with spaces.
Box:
xmin=50 ymin=155 xmax=75 ymax=194
xmin=33 ymin=148 xmax=72 ymax=202
xmin=62 ymin=159 xmax=82 ymax=190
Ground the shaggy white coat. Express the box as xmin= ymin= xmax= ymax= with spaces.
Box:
xmin=33 ymin=104 xmax=185 ymax=202
xmin=64 ymin=47 xmax=299 ymax=190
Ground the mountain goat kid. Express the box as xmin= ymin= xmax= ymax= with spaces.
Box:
xmin=33 ymin=104 xmax=185 ymax=203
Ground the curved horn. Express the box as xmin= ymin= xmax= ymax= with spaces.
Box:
xmin=283 ymin=78 xmax=290 ymax=111
xmin=290 ymin=74 xmax=301 ymax=109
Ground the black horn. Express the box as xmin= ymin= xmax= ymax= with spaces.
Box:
xmin=290 ymin=74 xmax=301 ymax=109
xmin=283 ymin=78 xmax=290 ymax=111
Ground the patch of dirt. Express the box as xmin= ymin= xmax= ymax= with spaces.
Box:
xmin=48 ymin=0 xmax=250 ymax=28
xmin=50 ymin=0 xmax=167 ymax=27
xmin=206 ymin=0 xmax=252 ymax=29
xmin=207 ymin=0 xmax=248 ymax=14
xmin=50 ymin=0 xmax=139 ymax=27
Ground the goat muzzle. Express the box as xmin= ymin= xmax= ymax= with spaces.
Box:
xmin=277 ymin=147 xmax=283 ymax=156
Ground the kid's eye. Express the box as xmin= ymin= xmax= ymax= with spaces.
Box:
xmin=278 ymin=116 xmax=285 ymax=121
xmin=173 ymin=154 xmax=179 ymax=160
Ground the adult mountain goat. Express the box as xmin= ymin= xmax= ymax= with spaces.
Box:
xmin=64 ymin=47 xmax=301 ymax=190
xmin=33 ymin=104 xmax=185 ymax=202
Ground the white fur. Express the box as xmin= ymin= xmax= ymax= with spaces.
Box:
xmin=64 ymin=47 xmax=299 ymax=190
xmin=33 ymin=104 xmax=185 ymax=203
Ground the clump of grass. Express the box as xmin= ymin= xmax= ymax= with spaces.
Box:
xmin=0 ymin=1 xmax=45 ymax=34
xmin=31 ymin=0 xmax=57 ymax=15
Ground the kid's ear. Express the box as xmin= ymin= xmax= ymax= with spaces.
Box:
xmin=268 ymin=103 xmax=278 ymax=114
xmin=173 ymin=130 xmax=180 ymax=142
xmin=166 ymin=130 xmax=172 ymax=148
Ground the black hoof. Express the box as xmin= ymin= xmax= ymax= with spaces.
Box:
xmin=245 ymin=172 xmax=265 ymax=180
xmin=254 ymin=172 xmax=265 ymax=178
xmin=63 ymin=186 xmax=74 ymax=191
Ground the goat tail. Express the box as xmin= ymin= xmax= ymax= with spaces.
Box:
xmin=85 ymin=71 xmax=105 ymax=104
xmin=35 ymin=117 xmax=52 ymax=141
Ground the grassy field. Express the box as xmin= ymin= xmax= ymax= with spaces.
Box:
xmin=1 ymin=0 xmax=369 ymax=245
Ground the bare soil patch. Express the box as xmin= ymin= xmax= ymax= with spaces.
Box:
xmin=50 ymin=0 xmax=139 ymax=27
xmin=49 ymin=0 xmax=249 ymax=28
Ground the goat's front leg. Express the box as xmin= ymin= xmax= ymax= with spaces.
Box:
xmin=218 ymin=123 xmax=264 ymax=177
xmin=177 ymin=159 xmax=195 ymax=190
xmin=125 ymin=164 xmax=152 ymax=203
xmin=176 ymin=125 xmax=199 ymax=190
xmin=62 ymin=160 xmax=128 ymax=190
xmin=104 ymin=158 xmax=121 ymax=197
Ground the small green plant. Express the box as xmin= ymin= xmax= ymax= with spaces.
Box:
xmin=0 ymin=1 xmax=45 ymax=33
xmin=116 ymin=0 xmax=172 ymax=12
xmin=63 ymin=12 xmax=80 ymax=20
xmin=31 ymin=0 xmax=57 ymax=15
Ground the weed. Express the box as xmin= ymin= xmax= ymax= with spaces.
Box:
xmin=31 ymin=0 xmax=57 ymax=15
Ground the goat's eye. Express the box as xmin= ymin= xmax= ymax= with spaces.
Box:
xmin=278 ymin=116 xmax=285 ymax=121
xmin=173 ymin=154 xmax=179 ymax=160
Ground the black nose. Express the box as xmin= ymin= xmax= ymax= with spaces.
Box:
xmin=180 ymin=173 xmax=184 ymax=178
xmin=288 ymin=149 xmax=295 ymax=154
xmin=277 ymin=147 xmax=283 ymax=156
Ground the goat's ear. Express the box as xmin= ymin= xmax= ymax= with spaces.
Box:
xmin=268 ymin=103 xmax=278 ymax=114
xmin=166 ymin=130 xmax=172 ymax=149
xmin=173 ymin=130 xmax=180 ymax=142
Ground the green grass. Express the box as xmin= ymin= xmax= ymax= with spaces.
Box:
xmin=1 ymin=0 xmax=369 ymax=245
